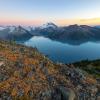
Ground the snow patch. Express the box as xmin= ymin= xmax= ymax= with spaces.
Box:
xmin=0 ymin=27 xmax=6 ymax=30
xmin=40 ymin=23 xmax=57 ymax=29
xmin=23 ymin=26 xmax=35 ymax=31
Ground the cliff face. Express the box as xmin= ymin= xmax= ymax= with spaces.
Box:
xmin=0 ymin=41 xmax=99 ymax=100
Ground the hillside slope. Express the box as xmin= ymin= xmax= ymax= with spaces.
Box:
xmin=73 ymin=60 xmax=100 ymax=78
xmin=0 ymin=41 xmax=99 ymax=100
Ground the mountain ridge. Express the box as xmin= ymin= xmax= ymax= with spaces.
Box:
xmin=0 ymin=23 xmax=100 ymax=44
xmin=0 ymin=26 xmax=32 ymax=41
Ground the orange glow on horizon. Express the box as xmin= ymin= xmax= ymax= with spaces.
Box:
xmin=0 ymin=16 xmax=45 ymax=26
xmin=55 ymin=18 xmax=100 ymax=26
xmin=0 ymin=17 xmax=100 ymax=26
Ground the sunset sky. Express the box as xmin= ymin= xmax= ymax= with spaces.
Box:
xmin=0 ymin=0 xmax=100 ymax=26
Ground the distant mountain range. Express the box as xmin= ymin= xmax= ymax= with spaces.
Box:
xmin=0 ymin=23 xmax=100 ymax=44
xmin=33 ymin=23 xmax=100 ymax=44
xmin=0 ymin=26 xmax=32 ymax=41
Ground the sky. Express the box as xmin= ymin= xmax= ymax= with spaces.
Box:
xmin=0 ymin=0 xmax=100 ymax=26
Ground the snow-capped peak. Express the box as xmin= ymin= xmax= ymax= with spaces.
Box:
xmin=40 ymin=22 xmax=58 ymax=29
